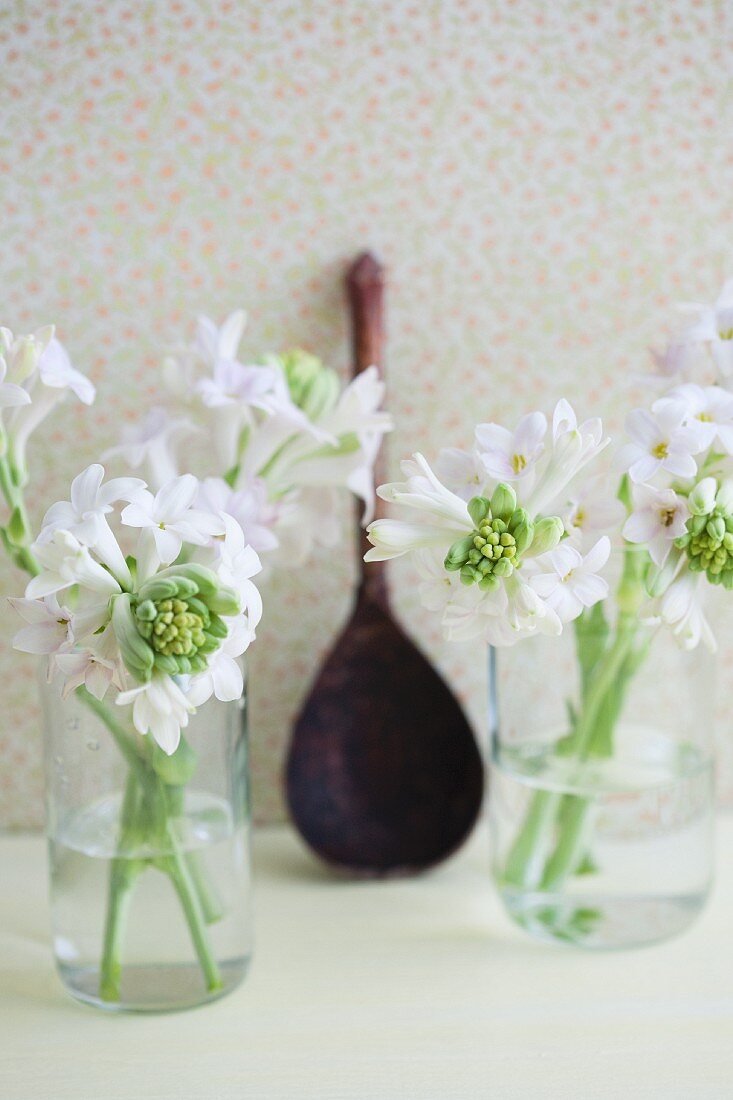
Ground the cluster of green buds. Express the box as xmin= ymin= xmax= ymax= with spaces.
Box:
xmin=271 ymin=348 xmax=340 ymax=421
xmin=444 ymin=484 xmax=563 ymax=592
xmin=112 ymin=563 xmax=241 ymax=681
xmin=675 ymin=478 xmax=733 ymax=588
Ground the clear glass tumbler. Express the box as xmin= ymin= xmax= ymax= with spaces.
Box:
xmin=41 ymin=673 xmax=252 ymax=1011
xmin=489 ymin=551 xmax=715 ymax=949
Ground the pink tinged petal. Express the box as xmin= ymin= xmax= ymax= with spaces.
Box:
xmin=8 ymin=596 xmax=54 ymax=624
xmin=13 ymin=621 xmax=65 ymax=654
xmin=154 ymin=474 xmax=199 ymax=520
xmin=85 ymin=663 xmax=112 ymax=700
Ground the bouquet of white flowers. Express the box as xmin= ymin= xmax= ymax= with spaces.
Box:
xmin=103 ymin=309 xmax=393 ymax=567
xmin=2 ymin=310 xmax=390 ymax=1007
xmin=366 ymin=280 xmax=733 ymax=945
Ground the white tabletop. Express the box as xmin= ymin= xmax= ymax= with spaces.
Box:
xmin=1 ymin=822 xmax=731 ymax=1100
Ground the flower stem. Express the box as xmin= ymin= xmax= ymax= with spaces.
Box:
xmin=99 ymin=771 xmax=144 ymax=1002
xmin=2 ymin=458 xmax=224 ymax=998
xmin=500 ymin=543 xmax=649 ymax=900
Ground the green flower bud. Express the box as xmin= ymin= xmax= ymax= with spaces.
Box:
xmin=113 ymin=594 xmax=154 ymax=681
xmin=527 ymin=516 xmax=564 ymax=556
xmin=468 ymin=496 xmax=491 ymax=528
xmin=207 ymin=586 xmax=241 ymax=617
xmin=707 ymin=516 xmax=726 ymax=543
xmin=492 ymin=557 xmax=514 ymax=577
xmin=513 ymin=520 xmax=534 ymax=555
xmin=688 ymin=477 xmax=717 ymax=516
xmin=5 ymin=506 xmax=30 ymax=548
xmin=490 ymin=484 xmax=517 ymax=522
xmin=444 ymin=535 xmax=476 ymax=571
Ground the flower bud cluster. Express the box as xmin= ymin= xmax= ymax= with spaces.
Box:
xmin=114 ymin=563 xmax=241 ymax=680
xmin=444 ymin=484 xmax=562 ymax=592
xmin=277 ymin=348 xmax=340 ymax=421
xmin=676 ymin=488 xmax=733 ymax=588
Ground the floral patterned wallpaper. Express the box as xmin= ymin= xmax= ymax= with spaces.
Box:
xmin=1 ymin=0 xmax=732 ymax=827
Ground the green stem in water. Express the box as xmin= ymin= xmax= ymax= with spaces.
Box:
xmin=99 ymin=770 xmax=144 ymax=1002
xmin=501 ymin=539 xmax=650 ymax=895
xmin=2 ymin=456 xmax=224 ymax=998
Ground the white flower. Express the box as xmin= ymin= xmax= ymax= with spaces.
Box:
xmin=414 ymin=548 xmax=461 ymax=613
xmin=524 ymin=400 xmax=608 ymax=515
xmin=186 ymin=616 xmax=249 ymax=707
xmin=475 ymin=411 xmax=547 ymax=481
xmin=55 ymin=647 xmax=125 ymax=701
xmin=0 ymin=357 xmax=31 ymax=409
xmin=197 ymin=359 xmax=279 ymax=411
xmin=196 ymin=310 xmax=247 ymax=367
xmin=9 ymin=595 xmax=74 ymax=656
xmin=529 ymin=536 xmax=610 ymax=623
xmin=563 ymin=475 xmax=626 ymax=548
xmin=366 ymin=453 xmax=472 ymax=562
xmin=623 ymin=485 xmax=689 ymax=567
xmin=39 ymin=464 xmax=146 ymax=587
xmin=617 ymin=404 xmax=706 ymax=484
xmin=196 ymin=476 xmax=279 ymax=553
xmin=5 ymin=337 xmax=96 ymax=477
xmin=640 ymin=571 xmax=715 ymax=651
xmin=0 ymin=325 xmax=54 ymax=383
xmin=121 ymin=474 xmax=224 ymax=563
xmin=297 ymin=365 xmax=392 ymax=523
xmin=116 ymin=675 xmax=194 ymax=755
xmin=655 ymin=383 xmax=733 ymax=455
xmin=27 ymin=529 xmax=122 ymax=600
xmin=434 ymin=446 xmax=487 ymax=501
xmin=37 ymin=338 xmax=95 ymax=404
xmin=683 ymin=279 xmax=733 ymax=377
xmin=209 ymin=514 xmax=263 ymax=634
xmin=102 ymin=407 xmax=196 ymax=490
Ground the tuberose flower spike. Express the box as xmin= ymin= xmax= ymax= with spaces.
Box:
xmin=445 ymin=487 xmax=536 ymax=589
